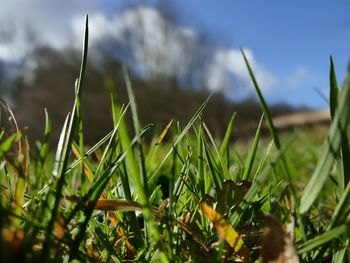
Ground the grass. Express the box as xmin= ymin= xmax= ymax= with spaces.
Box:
xmin=1 ymin=16 xmax=350 ymax=262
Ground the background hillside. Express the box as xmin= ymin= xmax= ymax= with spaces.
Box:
xmin=10 ymin=44 xmax=297 ymax=144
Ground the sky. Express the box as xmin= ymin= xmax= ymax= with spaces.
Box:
xmin=0 ymin=0 xmax=349 ymax=109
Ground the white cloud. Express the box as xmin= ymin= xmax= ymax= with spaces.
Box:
xmin=0 ymin=2 xmax=280 ymax=96
xmin=72 ymin=7 xmax=278 ymax=95
xmin=206 ymin=48 xmax=278 ymax=93
xmin=72 ymin=6 xmax=200 ymax=79
xmin=0 ymin=1 xmax=100 ymax=61
xmin=0 ymin=24 xmax=37 ymax=62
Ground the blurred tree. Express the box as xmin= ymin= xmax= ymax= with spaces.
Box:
xmin=4 ymin=5 xmax=297 ymax=145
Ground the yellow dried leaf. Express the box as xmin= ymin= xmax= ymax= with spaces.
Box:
xmin=199 ymin=201 xmax=251 ymax=262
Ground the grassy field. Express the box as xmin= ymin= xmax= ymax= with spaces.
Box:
xmin=1 ymin=17 xmax=350 ymax=262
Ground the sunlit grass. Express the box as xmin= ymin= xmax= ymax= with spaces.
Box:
xmin=1 ymin=16 xmax=350 ymax=262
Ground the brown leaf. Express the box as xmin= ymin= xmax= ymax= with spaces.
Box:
xmin=54 ymin=214 xmax=65 ymax=240
xmin=66 ymin=196 xmax=142 ymax=212
xmin=216 ymin=180 xmax=252 ymax=215
xmin=2 ymin=228 xmax=24 ymax=250
xmin=95 ymin=199 xmax=142 ymax=211
xmin=260 ymin=214 xmax=299 ymax=263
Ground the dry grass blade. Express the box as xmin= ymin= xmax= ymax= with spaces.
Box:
xmin=66 ymin=196 xmax=142 ymax=212
xmin=0 ymin=98 xmax=27 ymax=228
xmin=198 ymin=201 xmax=251 ymax=262
xmin=155 ymin=119 xmax=173 ymax=145
xmin=94 ymin=199 xmax=141 ymax=211
xmin=71 ymin=143 xmax=94 ymax=182
xmin=260 ymin=214 xmax=299 ymax=263
xmin=175 ymin=218 xmax=210 ymax=252
xmin=108 ymin=212 xmax=137 ymax=255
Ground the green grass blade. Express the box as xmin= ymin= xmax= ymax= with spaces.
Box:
xmin=241 ymin=49 xmax=281 ymax=149
xmin=64 ymin=126 xmax=152 ymax=224
xmin=329 ymin=56 xmax=339 ymax=119
xmin=298 ymin=221 xmax=350 ymax=254
xmin=123 ymin=67 xmax=141 ymax=141
xmin=253 ymin=140 xmax=274 ymax=182
xmin=75 ymin=78 xmax=85 ymax=186
xmin=242 ymin=49 xmax=300 ymax=209
xmin=42 ymin=15 xmax=89 ymax=259
xmin=339 ymin=127 xmax=350 ymax=188
xmin=332 ymin=250 xmax=347 ymax=263
xmin=94 ymin=104 xmax=129 ymax=174
xmin=197 ymin=124 xmax=205 ymax=195
xmin=0 ymin=131 xmax=21 ymax=158
xmin=219 ymin=112 xmax=236 ymax=157
xmin=329 ymin=56 xmax=350 ymax=190
xmin=203 ymin=123 xmax=230 ymax=181
xmin=300 ymin=76 xmax=350 ymax=214
xmin=241 ymin=114 xmax=263 ymax=180
xmin=231 ymin=134 xmax=296 ymax=224
xmin=329 ymin=180 xmax=350 ymax=229
xmin=203 ymin=137 xmax=223 ymax=190
xmin=52 ymin=113 xmax=70 ymax=178
xmin=242 ymin=136 xmax=294 ymax=202
xmin=116 ymin=96 xmax=162 ymax=251
xmin=148 ymin=95 xmax=211 ymax=185
xmin=35 ymin=109 xmax=52 ymax=176
xmin=124 ymin=67 xmax=149 ymax=198
xmin=66 ymin=105 xmax=130 ymax=173
xmin=68 ymin=157 xmax=121 ymax=259
xmin=67 ymin=124 xmax=154 ymax=258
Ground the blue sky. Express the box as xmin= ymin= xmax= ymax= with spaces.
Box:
xmin=174 ymin=0 xmax=350 ymax=108
xmin=0 ymin=0 xmax=349 ymax=109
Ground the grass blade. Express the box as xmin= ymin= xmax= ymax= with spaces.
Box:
xmin=219 ymin=112 xmax=236 ymax=157
xmin=116 ymin=93 xmax=163 ymax=254
xmin=329 ymin=56 xmax=339 ymax=119
xmin=204 ymin=138 xmax=223 ymax=190
xmin=241 ymin=49 xmax=281 ymax=149
xmin=300 ymin=75 xmax=350 ymax=214
xmin=328 ymin=179 xmax=350 ymax=229
xmin=0 ymin=131 xmax=21 ymax=158
xmin=231 ymin=134 xmax=297 ymax=224
xmin=155 ymin=119 xmax=173 ymax=145
xmin=329 ymin=56 xmax=350 ymax=190
xmin=298 ymin=221 xmax=350 ymax=254
xmin=148 ymin=95 xmax=211 ymax=186
xmin=42 ymin=15 xmax=89 ymax=259
xmin=241 ymin=49 xmax=297 ymax=202
xmin=123 ymin=67 xmax=149 ymax=198
xmin=35 ymin=109 xmax=52 ymax=180
xmin=241 ymin=114 xmax=263 ymax=180
xmin=203 ymin=123 xmax=230 ymax=181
